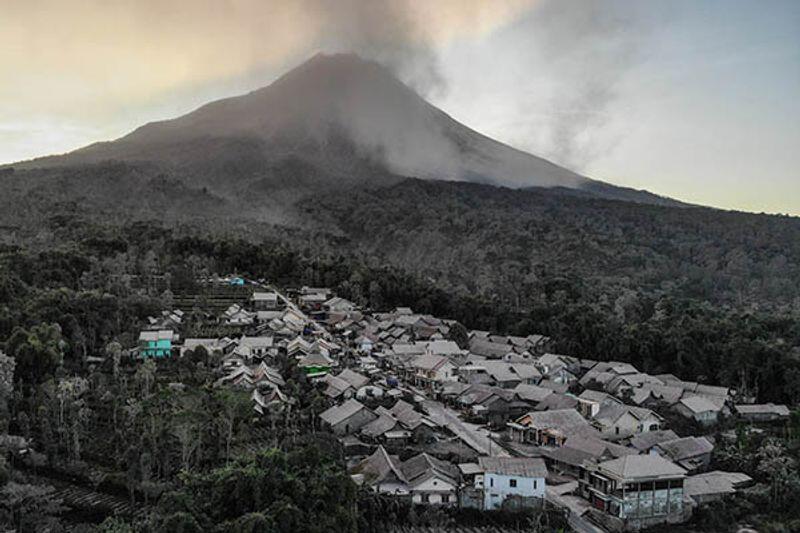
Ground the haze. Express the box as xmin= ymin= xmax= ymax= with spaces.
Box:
xmin=1 ymin=0 xmax=798 ymax=215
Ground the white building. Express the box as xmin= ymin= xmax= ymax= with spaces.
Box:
xmin=476 ymin=457 xmax=547 ymax=510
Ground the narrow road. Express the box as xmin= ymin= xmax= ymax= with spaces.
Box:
xmin=255 ymin=280 xmax=331 ymax=339
xmin=421 ymin=399 xmax=509 ymax=457
xmin=546 ymin=484 xmax=607 ymax=533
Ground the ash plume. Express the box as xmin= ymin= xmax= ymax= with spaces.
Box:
xmin=526 ymin=0 xmax=652 ymax=171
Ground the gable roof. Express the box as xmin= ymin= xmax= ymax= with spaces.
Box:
xmin=478 ymin=457 xmax=547 ymax=478
xmin=656 ymin=437 xmax=714 ymax=461
xmin=679 ymin=395 xmax=721 ymax=414
xmin=735 ymin=403 xmax=791 ymax=417
xmin=401 ymin=453 xmax=459 ymax=487
xmin=351 ymin=445 xmax=406 ymax=486
xmin=513 ymin=384 xmax=553 ymax=403
xmin=411 ymin=354 xmax=451 ymax=371
xmin=360 ymin=414 xmax=398 ymax=438
xmin=320 ymin=399 xmax=370 ymax=426
xmin=516 ymin=408 xmax=597 ymax=438
xmin=426 ymin=340 xmax=463 ymax=355
xmin=337 ymin=368 xmax=369 ymax=389
xmin=629 ymin=430 xmax=680 ymax=452
xmin=598 ymin=455 xmax=686 ymax=481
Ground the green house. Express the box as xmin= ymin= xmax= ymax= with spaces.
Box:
xmin=139 ymin=330 xmax=175 ymax=358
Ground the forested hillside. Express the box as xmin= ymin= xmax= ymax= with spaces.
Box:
xmin=2 ymin=205 xmax=799 ymax=405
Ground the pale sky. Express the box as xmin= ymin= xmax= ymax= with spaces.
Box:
xmin=1 ymin=0 xmax=798 ymax=215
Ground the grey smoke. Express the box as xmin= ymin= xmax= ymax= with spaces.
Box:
xmin=524 ymin=0 xmax=652 ymax=171
xmin=309 ymin=0 xmax=446 ymax=97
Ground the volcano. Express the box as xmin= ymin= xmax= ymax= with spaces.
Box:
xmin=8 ymin=53 xmax=682 ymax=211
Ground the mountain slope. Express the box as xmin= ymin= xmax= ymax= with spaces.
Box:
xmin=11 ymin=53 xmax=682 ymax=207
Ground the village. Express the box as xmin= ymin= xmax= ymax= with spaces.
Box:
xmin=133 ymin=275 xmax=793 ymax=533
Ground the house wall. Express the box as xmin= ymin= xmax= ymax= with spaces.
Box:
xmin=375 ymin=481 xmax=410 ymax=495
xmin=435 ymin=363 xmax=458 ymax=383
xmin=410 ymin=477 xmax=457 ymax=505
xmin=482 ymin=472 xmax=545 ymax=510
xmin=141 ymin=339 xmax=172 ymax=357
xmin=693 ymin=410 xmax=718 ymax=425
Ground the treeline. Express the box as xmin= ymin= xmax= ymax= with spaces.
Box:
xmin=2 ymin=220 xmax=799 ymax=404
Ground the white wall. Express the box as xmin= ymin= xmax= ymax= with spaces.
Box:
xmin=481 ymin=472 xmax=545 ymax=510
xmin=410 ymin=476 xmax=457 ymax=505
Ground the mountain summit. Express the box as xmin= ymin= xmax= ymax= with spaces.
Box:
xmin=14 ymin=53 xmax=680 ymax=205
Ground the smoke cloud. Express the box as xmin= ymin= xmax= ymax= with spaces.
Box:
xmin=521 ymin=0 xmax=652 ymax=170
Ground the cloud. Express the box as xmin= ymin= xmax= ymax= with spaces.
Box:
xmin=0 ymin=0 xmax=536 ymax=116
xmin=521 ymin=0 xmax=653 ymax=170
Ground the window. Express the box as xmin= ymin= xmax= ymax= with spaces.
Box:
xmin=490 ymin=477 xmax=494 ymax=487
xmin=442 ymin=494 xmax=450 ymax=503
xmin=533 ymin=480 xmax=538 ymax=490
xmin=421 ymin=494 xmax=430 ymax=503
xmin=615 ymin=427 xmax=620 ymax=435
xmin=509 ymin=479 xmax=517 ymax=488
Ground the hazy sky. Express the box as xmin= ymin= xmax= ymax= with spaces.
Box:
xmin=2 ymin=0 xmax=798 ymax=214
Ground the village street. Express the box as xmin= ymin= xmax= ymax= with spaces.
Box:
xmin=546 ymin=482 xmax=605 ymax=533
xmin=420 ymin=399 xmax=510 ymax=457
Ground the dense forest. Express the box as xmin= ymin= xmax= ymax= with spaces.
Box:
xmin=2 ymin=201 xmax=799 ymax=405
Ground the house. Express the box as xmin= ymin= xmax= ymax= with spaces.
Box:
xmin=509 ymin=408 xmax=599 ymax=446
xmin=297 ymin=351 xmax=336 ymax=377
xmin=469 ymin=338 xmax=513 ymax=359
xmin=476 ymin=361 xmax=541 ymax=389
xmin=734 ymin=403 xmax=791 ymax=422
xmin=215 ymin=362 xmax=285 ymax=391
xmin=287 ymin=336 xmax=314 ymax=357
xmin=425 ymin=340 xmax=463 ymax=357
xmin=139 ymin=330 xmax=176 ymax=358
xmin=578 ymin=390 xmax=623 ymax=418
xmin=146 ymin=309 xmax=184 ymax=330
xmin=674 ymin=396 xmax=722 ymax=426
xmin=535 ymin=392 xmax=579 ymax=412
xmin=579 ymin=455 xmax=687 ymax=530
xmin=234 ymin=336 xmax=275 ymax=359
xmin=299 ymin=289 xmax=330 ymax=310
xmin=401 ymin=453 xmax=460 ymax=505
xmin=337 ymin=368 xmax=370 ymax=390
xmin=181 ymin=337 xmax=235 ymax=358
xmin=629 ymin=430 xmax=680 ymax=454
xmin=355 ymin=335 xmax=375 ymax=354
xmin=324 ymin=296 xmax=356 ymax=313
xmin=544 ymin=436 xmax=637 ymax=477
xmin=683 ymin=471 xmax=752 ymax=505
xmin=350 ymin=446 xmax=460 ymax=505
xmin=252 ymin=386 xmax=291 ymax=415
xmin=475 ymin=457 xmax=547 ymax=510
xmin=592 ymin=404 xmax=663 ymax=439
xmin=251 ymin=291 xmax=281 ymax=310
xmin=512 ymin=384 xmax=553 ymax=406
xmin=535 ymin=353 xmax=580 ymax=376
xmin=222 ymin=304 xmax=255 ymax=326
xmin=320 ymin=374 xmax=355 ymax=399
xmin=653 ymin=437 xmax=714 ymax=474
xmin=350 ymin=446 xmax=409 ymax=496
xmin=319 ymin=399 xmax=377 ymax=435
xmin=409 ymin=354 xmax=457 ymax=391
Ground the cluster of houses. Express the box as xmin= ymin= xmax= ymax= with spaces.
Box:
xmin=135 ymin=277 xmax=793 ymax=531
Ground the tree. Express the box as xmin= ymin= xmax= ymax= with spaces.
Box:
xmin=7 ymin=324 xmax=64 ymax=387
xmin=0 ymin=482 xmax=64 ymax=532
xmin=0 ymin=351 xmax=15 ymax=430
xmin=446 ymin=322 xmax=469 ymax=350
